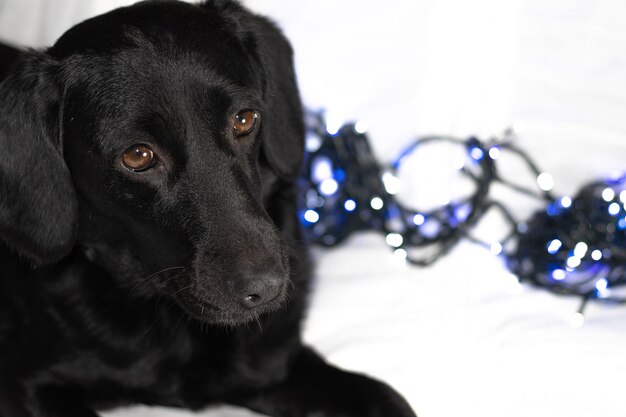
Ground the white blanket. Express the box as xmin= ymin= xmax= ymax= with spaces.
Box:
xmin=2 ymin=1 xmax=625 ymax=416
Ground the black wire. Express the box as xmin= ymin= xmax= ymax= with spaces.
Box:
xmin=298 ymin=111 xmax=626 ymax=310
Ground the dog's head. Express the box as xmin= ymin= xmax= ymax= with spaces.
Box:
xmin=0 ymin=0 xmax=304 ymax=324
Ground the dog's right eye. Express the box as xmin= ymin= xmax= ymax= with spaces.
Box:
xmin=233 ymin=110 xmax=259 ymax=137
xmin=122 ymin=144 xmax=156 ymax=172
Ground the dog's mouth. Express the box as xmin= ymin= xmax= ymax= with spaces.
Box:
xmin=171 ymin=281 xmax=289 ymax=326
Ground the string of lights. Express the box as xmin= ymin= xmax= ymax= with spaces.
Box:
xmin=298 ymin=110 xmax=626 ymax=319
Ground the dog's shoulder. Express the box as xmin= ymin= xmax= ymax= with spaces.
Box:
xmin=0 ymin=42 xmax=20 ymax=81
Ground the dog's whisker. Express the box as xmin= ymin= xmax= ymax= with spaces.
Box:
xmin=129 ymin=266 xmax=186 ymax=294
xmin=161 ymin=272 xmax=188 ymax=286
xmin=169 ymin=284 xmax=194 ymax=298
xmin=254 ymin=315 xmax=263 ymax=333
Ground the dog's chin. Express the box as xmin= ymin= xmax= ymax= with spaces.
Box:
xmin=173 ymin=292 xmax=286 ymax=326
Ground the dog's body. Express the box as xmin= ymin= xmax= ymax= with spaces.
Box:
xmin=0 ymin=1 xmax=416 ymax=416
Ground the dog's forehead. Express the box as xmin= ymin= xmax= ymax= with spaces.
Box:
xmin=50 ymin=1 xmax=259 ymax=88
xmin=51 ymin=1 xmax=264 ymax=152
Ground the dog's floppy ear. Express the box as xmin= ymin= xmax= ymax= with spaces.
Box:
xmin=0 ymin=50 xmax=77 ymax=265
xmin=250 ymin=16 xmax=305 ymax=181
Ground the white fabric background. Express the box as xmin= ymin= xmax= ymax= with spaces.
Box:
xmin=1 ymin=1 xmax=626 ymax=416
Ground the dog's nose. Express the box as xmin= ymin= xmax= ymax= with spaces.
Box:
xmin=238 ymin=276 xmax=283 ymax=309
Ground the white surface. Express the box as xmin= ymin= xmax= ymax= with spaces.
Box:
xmin=2 ymin=1 xmax=626 ymax=416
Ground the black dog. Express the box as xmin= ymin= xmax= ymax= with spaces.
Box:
xmin=0 ymin=1 xmax=417 ymax=416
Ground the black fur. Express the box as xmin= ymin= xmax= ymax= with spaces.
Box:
xmin=0 ymin=1 xmax=417 ymax=416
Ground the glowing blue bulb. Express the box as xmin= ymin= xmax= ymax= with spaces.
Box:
xmin=546 ymin=203 xmax=560 ymax=216
xmin=488 ymin=146 xmax=500 ymax=160
xmin=393 ymin=248 xmax=408 ymax=262
xmin=370 ymin=197 xmax=384 ymax=210
xmin=608 ymin=202 xmax=621 ymax=216
xmin=333 ymin=169 xmax=346 ymax=182
xmin=454 ymin=204 xmax=471 ymax=222
xmin=319 ymin=178 xmax=338 ymax=196
xmin=325 ymin=114 xmax=342 ymax=135
xmin=326 ymin=125 xmax=340 ymax=136
xmin=573 ymin=242 xmax=588 ymax=258
xmin=420 ymin=219 xmax=440 ymax=238
xmin=559 ymin=196 xmax=572 ymax=208
xmin=312 ymin=157 xmax=333 ymax=183
xmin=551 ymin=269 xmax=566 ymax=281
xmin=386 ymin=233 xmax=404 ymax=248
xmin=567 ymin=256 xmax=581 ymax=268
xmin=382 ymin=172 xmax=401 ymax=195
xmin=596 ymin=278 xmax=608 ymax=292
xmin=602 ymin=188 xmax=615 ymax=202
xmin=469 ymin=147 xmax=484 ymax=161
xmin=344 ymin=199 xmax=356 ymax=212
xmin=490 ymin=242 xmax=503 ymax=255
xmin=303 ymin=210 xmax=319 ymax=223
xmin=547 ymin=239 xmax=562 ymax=255
xmin=354 ymin=120 xmax=368 ymax=134
xmin=537 ymin=173 xmax=554 ymax=191
xmin=618 ymin=217 xmax=626 ymax=230
xmin=412 ymin=213 xmax=425 ymax=226
xmin=305 ymin=133 xmax=322 ymax=152
xmin=570 ymin=312 xmax=584 ymax=328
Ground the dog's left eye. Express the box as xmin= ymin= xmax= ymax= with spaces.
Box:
xmin=233 ymin=110 xmax=259 ymax=136
xmin=122 ymin=144 xmax=156 ymax=172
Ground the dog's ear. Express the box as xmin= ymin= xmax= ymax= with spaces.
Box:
xmin=0 ymin=50 xmax=77 ymax=266
xmin=250 ymin=16 xmax=305 ymax=181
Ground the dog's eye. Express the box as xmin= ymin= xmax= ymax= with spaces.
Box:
xmin=122 ymin=144 xmax=156 ymax=172
xmin=233 ymin=110 xmax=259 ymax=136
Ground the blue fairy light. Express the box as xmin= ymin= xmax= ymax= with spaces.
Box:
xmin=566 ymin=256 xmax=581 ymax=269
xmin=298 ymin=111 xmax=626 ymax=312
xmin=573 ymin=242 xmax=588 ymax=258
xmin=303 ymin=209 xmax=320 ymax=224
xmin=386 ymin=233 xmax=404 ymax=248
xmin=420 ymin=219 xmax=441 ymax=239
xmin=412 ymin=213 xmax=425 ymax=226
xmin=547 ymin=239 xmax=562 ymax=254
xmin=551 ymin=269 xmax=567 ymax=281
xmin=559 ymin=196 xmax=572 ymax=208
xmin=344 ymin=199 xmax=357 ymax=212
xmin=596 ymin=277 xmax=608 ymax=292
xmin=305 ymin=132 xmax=323 ymax=152
xmin=311 ymin=156 xmax=333 ymax=183
xmin=546 ymin=203 xmax=562 ymax=216
xmin=537 ymin=173 xmax=554 ymax=191
xmin=333 ymin=169 xmax=346 ymax=182
xmin=319 ymin=178 xmax=339 ymax=196
xmin=370 ymin=197 xmax=384 ymax=210
xmin=488 ymin=146 xmax=500 ymax=160
xmin=602 ymin=188 xmax=615 ymax=202
xmin=454 ymin=204 xmax=471 ymax=223
xmin=469 ymin=146 xmax=484 ymax=161
xmin=382 ymin=172 xmax=401 ymax=195
xmin=490 ymin=242 xmax=503 ymax=255
xmin=608 ymin=202 xmax=621 ymax=216
xmin=354 ymin=120 xmax=368 ymax=134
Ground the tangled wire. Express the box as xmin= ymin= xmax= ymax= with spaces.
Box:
xmin=298 ymin=111 xmax=626 ymax=311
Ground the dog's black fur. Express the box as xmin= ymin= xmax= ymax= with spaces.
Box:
xmin=0 ymin=1 xmax=417 ymax=416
